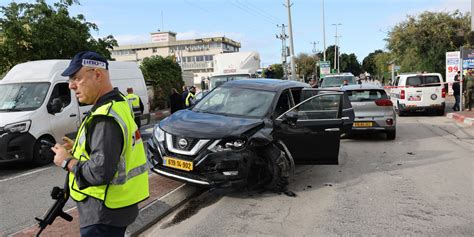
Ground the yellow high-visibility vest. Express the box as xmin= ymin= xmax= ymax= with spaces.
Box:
xmin=126 ymin=93 xmax=141 ymax=118
xmin=68 ymin=98 xmax=149 ymax=209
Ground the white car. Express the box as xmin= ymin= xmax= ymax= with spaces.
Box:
xmin=389 ymin=73 xmax=446 ymax=116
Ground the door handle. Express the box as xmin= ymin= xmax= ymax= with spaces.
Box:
xmin=82 ymin=112 xmax=88 ymax=115
xmin=342 ymin=116 xmax=350 ymax=120
xmin=69 ymin=114 xmax=77 ymax=117
xmin=325 ymin=128 xmax=340 ymax=132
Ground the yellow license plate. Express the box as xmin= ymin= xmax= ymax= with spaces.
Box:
xmin=163 ymin=156 xmax=193 ymax=171
xmin=353 ymin=122 xmax=373 ymax=127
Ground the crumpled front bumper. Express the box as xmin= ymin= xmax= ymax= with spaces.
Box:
xmin=146 ymin=139 xmax=255 ymax=188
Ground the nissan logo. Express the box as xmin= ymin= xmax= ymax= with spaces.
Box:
xmin=178 ymin=138 xmax=188 ymax=149
xmin=430 ymin=94 xmax=437 ymax=100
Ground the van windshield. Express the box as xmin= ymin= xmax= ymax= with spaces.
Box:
xmin=0 ymin=83 xmax=50 ymax=112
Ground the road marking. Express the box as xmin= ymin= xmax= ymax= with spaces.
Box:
xmin=0 ymin=166 xmax=52 ymax=183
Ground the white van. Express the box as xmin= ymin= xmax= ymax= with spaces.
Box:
xmin=0 ymin=60 xmax=150 ymax=165
xmin=389 ymin=73 xmax=446 ymax=116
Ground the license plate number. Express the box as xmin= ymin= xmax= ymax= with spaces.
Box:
xmin=163 ymin=156 xmax=193 ymax=171
xmin=408 ymin=96 xmax=421 ymax=101
xmin=353 ymin=122 xmax=373 ymax=127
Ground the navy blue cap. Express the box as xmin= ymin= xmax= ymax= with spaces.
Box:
xmin=61 ymin=51 xmax=109 ymax=77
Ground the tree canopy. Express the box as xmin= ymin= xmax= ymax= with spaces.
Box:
xmin=386 ymin=10 xmax=471 ymax=74
xmin=140 ymin=56 xmax=183 ymax=110
xmin=0 ymin=0 xmax=117 ymax=74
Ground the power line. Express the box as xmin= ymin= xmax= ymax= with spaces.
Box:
xmin=227 ymin=0 xmax=278 ymax=26
xmin=240 ymin=0 xmax=284 ymax=23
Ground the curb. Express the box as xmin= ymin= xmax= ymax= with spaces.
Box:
xmin=126 ymin=184 xmax=199 ymax=237
xmin=446 ymin=112 xmax=474 ymax=126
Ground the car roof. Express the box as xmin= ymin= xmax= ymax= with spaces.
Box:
xmin=222 ymin=79 xmax=309 ymax=91
xmin=339 ymin=84 xmax=385 ymax=91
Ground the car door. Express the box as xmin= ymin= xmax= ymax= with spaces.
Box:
xmin=300 ymin=88 xmax=354 ymax=134
xmin=273 ymin=92 xmax=344 ymax=165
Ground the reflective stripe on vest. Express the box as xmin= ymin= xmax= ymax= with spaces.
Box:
xmin=126 ymin=94 xmax=141 ymax=117
xmin=185 ymin=93 xmax=195 ymax=107
xmin=68 ymin=98 xmax=149 ymax=209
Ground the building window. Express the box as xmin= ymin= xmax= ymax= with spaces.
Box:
xmin=196 ymin=56 xmax=204 ymax=62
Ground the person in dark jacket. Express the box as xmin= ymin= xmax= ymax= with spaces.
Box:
xmin=452 ymin=71 xmax=461 ymax=111
xmin=181 ymin=85 xmax=189 ymax=105
xmin=169 ymin=88 xmax=184 ymax=114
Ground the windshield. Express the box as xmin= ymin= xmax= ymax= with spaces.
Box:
xmin=193 ymin=86 xmax=275 ymax=118
xmin=0 ymin=83 xmax=50 ymax=112
xmin=209 ymin=75 xmax=250 ymax=89
xmin=321 ymin=76 xmax=356 ymax=88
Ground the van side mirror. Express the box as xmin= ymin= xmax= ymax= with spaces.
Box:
xmin=48 ymin=98 xmax=63 ymax=114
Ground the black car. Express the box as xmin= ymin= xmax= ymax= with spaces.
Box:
xmin=147 ymin=79 xmax=354 ymax=190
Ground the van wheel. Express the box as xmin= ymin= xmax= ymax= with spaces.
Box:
xmin=33 ymin=137 xmax=55 ymax=166
xmin=386 ymin=130 xmax=396 ymax=140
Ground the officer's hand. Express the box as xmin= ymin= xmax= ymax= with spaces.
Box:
xmin=62 ymin=137 xmax=74 ymax=151
xmin=51 ymin=144 xmax=70 ymax=167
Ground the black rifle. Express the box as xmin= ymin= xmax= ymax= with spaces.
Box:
xmin=35 ymin=140 xmax=73 ymax=236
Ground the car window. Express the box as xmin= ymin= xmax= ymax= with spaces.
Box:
xmin=274 ymin=89 xmax=291 ymax=118
xmin=286 ymin=94 xmax=341 ymax=120
xmin=320 ymin=76 xmax=356 ymax=88
xmin=49 ymin=83 xmax=72 ymax=109
xmin=406 ymin=75 xmax=441 ymax=87
xmin=346 ymin=90 xmax=388 ymax=102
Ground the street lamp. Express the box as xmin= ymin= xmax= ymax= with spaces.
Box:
xmin=332 ymin=23 xmax=342 ymax=73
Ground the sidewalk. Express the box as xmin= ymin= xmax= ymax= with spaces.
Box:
xmin=446 ymin=110 xmax=474 ymax=126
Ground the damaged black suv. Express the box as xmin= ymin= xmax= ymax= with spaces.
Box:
xmin=147 ymin=79 xmax=353 ymax=191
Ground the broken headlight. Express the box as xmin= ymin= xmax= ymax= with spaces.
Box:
xmin=208 ymin=138 xmax=247 ymax=152
xmin=153 ymin=124 xmax=165 ymax=143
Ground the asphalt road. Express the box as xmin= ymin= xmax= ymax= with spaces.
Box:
xmin=0 ymin=122 xmax=156 ymax=236
xmin=143 ymin=115 xmax=474 ymax=236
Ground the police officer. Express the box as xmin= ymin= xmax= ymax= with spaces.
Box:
xmin=126 ymin=87 xmax=144 ymax=128
xmin=51 ymin=51 xmax=149 ymax=236
xmin=185 ymin=86 xmax=196 ymax=108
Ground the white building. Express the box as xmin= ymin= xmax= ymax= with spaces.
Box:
xmin=110 ymin=31 xmax=241 ymax=86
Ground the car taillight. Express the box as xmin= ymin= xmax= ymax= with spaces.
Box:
xmin=441 ymin=87 xmax=446 ymax=98
xmin=375 ymin=99 xmax=393 ymax=106
xmin=400 ymin=90 xmax=405 ymax=100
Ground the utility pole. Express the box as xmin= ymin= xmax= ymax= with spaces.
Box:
xmin=285 ymin=0 xmax=297 ymax=80
xmin=322 ymin=0 xmax=326 ymax=61
xmin=332 ymin=23 xmax=341 ymax=72
xmin=311 ymin=41 xmax=319 ymax=79
xmin=336 ymin=35 xmax=342 ymax=73
xmin=277 ymin=24 xmax=289 ymax=79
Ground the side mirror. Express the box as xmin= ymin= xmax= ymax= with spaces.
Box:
xmin=283 ymin=110 xmax=298 ymax=125
xmin=48 ymin=98 xmax=63 ymax=114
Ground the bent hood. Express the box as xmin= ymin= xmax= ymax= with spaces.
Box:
xmin=159 ymin=109 xmax=263 ymax=139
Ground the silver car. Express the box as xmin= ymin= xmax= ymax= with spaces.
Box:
xmin=340 ymin=84 xmax=396 ymax=140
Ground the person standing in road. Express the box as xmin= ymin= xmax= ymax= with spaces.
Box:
xmin=309 ymin=78 xmax=318 ymax=88
xmin=452 ymin=71 xmax=461 ymax=111
xmin=169 ymin=88 xmax=184 ymax=114
xmin=51 ymin=51 xmax=149 ymax=237
xmin=181 ymin=85 xmax=189 ymax=105
xmin=185 ymin=86 xmax=197 ymax=108
xmin=464 ymin=69 xmax=474 ymax=111
xmin=126 ymin=87 xmax=144 ymax=128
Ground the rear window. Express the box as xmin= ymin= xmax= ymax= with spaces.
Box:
xmin=346 ymin=90 xmax=387 ymax=102
xmin=406 ymin=76 xmax=441 ymax=87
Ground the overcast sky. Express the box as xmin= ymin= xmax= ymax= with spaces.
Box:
xmin=0 ymin=0 xmax=470 ymax=66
